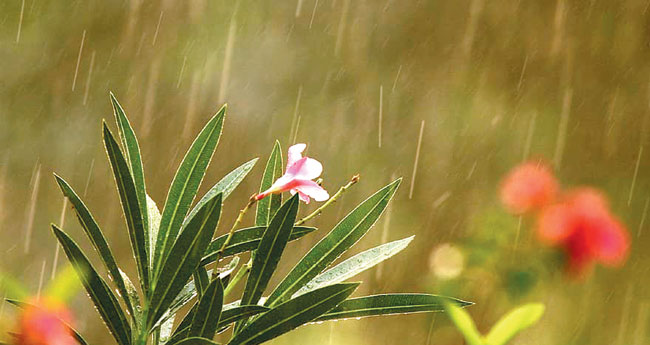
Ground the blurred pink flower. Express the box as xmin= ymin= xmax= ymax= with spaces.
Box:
xmin=255 ymin=143 xmax=329 ymax=204
xmin=537 ymin=188 xmax=629 ymax=276
xmin=500 ymin=161 xmax=558 ymax=214
xmin=13 ymin=297 xmax=76 ymax=345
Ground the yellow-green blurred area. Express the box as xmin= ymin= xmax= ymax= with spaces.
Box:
xmin=1 ymin=0 xmax=649 ymax=344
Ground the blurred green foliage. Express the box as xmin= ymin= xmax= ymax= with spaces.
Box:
xmin=1 ymin=0 xmax=649 ymax=344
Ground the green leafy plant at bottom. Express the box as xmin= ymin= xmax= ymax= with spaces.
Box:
xmin=444 ymin=302 xmax=545 ymax=345
xmin=8 ymin=94 xmax=471 ymax=345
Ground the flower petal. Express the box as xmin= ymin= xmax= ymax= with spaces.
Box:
xmin=287 ymin=143 xmax=306 ymax=170
xmin=537 ymin=204 xmax=575 ymax=245
xmin=286 ymin=157 xmax=323 ymax=180
xmin=293 ymin=179 xmax=329 ymax=201
xmin=593 ymin=217 xmax=629 ymax=266
xmin=500 ymin=161 xmax=558 ymax=214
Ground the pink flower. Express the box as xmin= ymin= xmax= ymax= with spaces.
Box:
xmin=537 ymin=188 xmax=629 ymax=276
xmin=13 ymin=297 xmax=76 ymax=345
xmin=255 ymin=144 xmax=329 ymax=204
xmin=500 ymin=160 xmax=558 ymax=214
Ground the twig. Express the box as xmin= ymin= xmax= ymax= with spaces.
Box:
xmin=295 ymin=174 xmax=360 ymax=225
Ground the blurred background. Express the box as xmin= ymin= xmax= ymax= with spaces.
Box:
xmin=1 ymin=0 xmax=649 ymax=344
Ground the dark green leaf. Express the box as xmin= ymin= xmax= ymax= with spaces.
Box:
xmin=295 ymin=236 xmax=414 ymax=297
xmin=193 ymin=266 xmax=210 ymax=299
xmin=147 ymin=193 xmax=222 ymax=329
xmin=51 ymin=225 xmax=131 ymax=345
xmin=217 ymin=305 xmax=269 ymax=329
xmin=154 ymin=106 xmax=225 ymax=277
xmin=230 ymin=283 xmax=359 ymax=345
xmin=200 ymin=226 xmax=316 ymax=265
xmin=103 ymin=123 xmax=149 ymax=292
xmin=185 ymin=158 xmax=258 ymax=227
xmin=110 ymin=93 xmax=149 ymax=266
xmin=6 ymin=299 xmax=89 ymax=345
xmin=255 ymin=141 xmax=283 ymax=226
xmin=266 ymin=179 xmax=401 ymax=307
xmin=241 ymin=195 xmax=299 ymax=307
xmin=189 ymin=278 xmax=224 ymax=339
xmin=168 ymin=337 xmax=220 ymax=345
xmin=315 ymin=294 xmax=473 ymax=321
xmin=53 ymin=174 xmax=135 ymax=318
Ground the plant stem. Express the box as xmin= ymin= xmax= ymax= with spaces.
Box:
xmin=211 ymin=195 xmax=257 ymax=276
xmin=295 ymin=174 xmax=360 ymax=225
xmin=223 ymin=259 xmax=252 ymax=297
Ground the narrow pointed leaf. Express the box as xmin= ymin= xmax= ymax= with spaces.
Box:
xmin=193 ymin=266 xmax=210 ymax=299
xmin=266 ymin=179 xmax=401 ymax=307
xmin=255 ymin=141 xmax=283 ymax=226
xmin=147 ymin=194 xmax=161 ymax=270
xmin=185 ymin=158 xmax=258 ymax=227
xmin=189 ymin=278 xmax=224 ymax=339
xmin=169 ymin=337 xmax=220 ymax=345
xmin=147 ymin=193 xmax=222 ymax=329
xmin=6 ymin=299 xmax=89 ymax=345
xmin=315 ymin=294 xmax=472 ymax=321
xmin=200 ymin=226 xmax=316 ymax=265
xmin=53 ymin=175 xmax=135 ymax=318
xmin=217 ymin=305 xmax=269 ymax=328
xmin=159 ymin=315 xmax=176 ymax=344
xmin=110 ymin=93 xmax=149 ymax=263
xmin=484 ymin=303 xmax=545 ymax=345
xmin=444 ymin=302 xmax=483 ymax=345
xmin=230 ymin=283 xmax=359 ymax=345
xmin=154 ymin=106 xmax=225 ymax=276
xmin=51 ymin=225 xmax=131 ymax=345
xmin=103 ymin=123 xmax=149 ymax=292
xmin=296 ymin=236 xmax=414 ymax=297
xmin=119 ymin=269 xmax=142 ymax=322
xmin=241 ymin=195 xmax=299 ymax=308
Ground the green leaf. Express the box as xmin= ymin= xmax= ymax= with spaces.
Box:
xmin=193 ymin=266 xmax=210 ymax=299
xmin=240 ymin=195 xmax=299 ymax=307
xmin=484 ymin=303 xmax=545 ymax=345
xmin=169 ymin=337 xmax=220 ymax=345
xmin=159 ymin=315 xmax=175 ymax=344
xmin=44 ymin=264 xmax=83 ymax=303
xmin=147 ymin=193 xmax=223 ymax=329
xmin=172 ymin=305 xmax=270 ymax=341
xmin=200 ymin=226 xmax=316 ymax=265
xmin=217 ymin=305 xmax=269 ymax=328
xmin=147 ymin=195 xmax=162 ymax=270
xmin=154 ymin=106 xmax=225 ymax=278
xmin=110 ymin=93 xmax=149 ymax=266
xmin=189 ymin=278 xmax=224 ymax=339
xmin=6 ymin=299 xmax=90 ymax=345
xmin=315 ymin=294 xmax=472 ymax=321
xmin=295 ymin=236 xmax=414 ymax=297
xmin=444 ymin=302 xmax=483 ymax=345
xmin=266 ymin=179 xmax=401 ymax=307
xmin=51 ymin=225 xmax=131 ymax=345
xmin=53 ymin=175 xmax=134 ymax=317
xmin=103 ymin=123 xmax=149 ymax=292
xmin=255 ymin=141 xmax=283 ymax=226
xmin=229 ymin=283 xmax=359 ymax=345
xmin=185 ymin=158 xmax=258 ymax=227
xmin=119 ymin=269 xmax=142 ymax=322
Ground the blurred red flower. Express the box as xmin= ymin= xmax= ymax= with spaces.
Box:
xmin=500 ymin=161 xmax=558 ymax=214
xmin=537 ymin=188 xmax=629 ymax=276
xmin=13 ymin=297 xmax=76 ymax=345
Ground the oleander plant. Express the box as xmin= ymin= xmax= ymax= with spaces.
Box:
xmin=10 ymin=94 xmax=473 ymax=345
